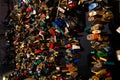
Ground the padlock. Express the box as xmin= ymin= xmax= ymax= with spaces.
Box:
xmin=87 ymin=34 xmax=101 ymax=40
xmin=116 ymin=26 xmax=120 ymax=34
xmin=87 ymin=34 xmax=94 ymax=40
xmin=48 ymin=56 xmax=55 ymax=63
xmin=66 ymin=43 xmax=72 ymax=48
xmin=88 ymin=2 xmax=99 ymax=11
xmin=91 ymin=67 xmax=101 ymax=73
xmin=94 ymin=69 xmax=107 ymax=78
xmin=54 ymin=19 xmax=64 ymax=27
xmin=52 ymin=75 xmax=57 ymax=79
xmin=116 ymin=50 xmax=120 ymax=61
xmin=26 ymin=7 xmax=32 ymax=13
xmin=99 ymin=57 xmax=107 ymax=62
xmin=91 ymin=61 xmax=102 ymax=72
xmin=73 ymin=59 xmax=80 ymax=64
xmin=91 ymin=50 xmax=96 ymax=54
xmin=72 ymin=44 xmax=80 ymax=50
xmin=58 ymin=6 xmax=65 ymax=13
xmin=88 ymin=16 xmax=95 ymax=22
xmin=91 ymin=24 xmax=104 ymax=31
xmin=99 ymin=44 xmax=111 ymax=52
xmin=102 ymin=11 xmax=114 ymax=22
xmin=67 ymin=0 xmax=76 ymax=8
xmin=91 ymin=75 xmax=99 ymax=80
xmin=93 ymin=61 xmax=102 ymax=68
xmin=35 ymin=49 xmax=42 ymax=54
xmin=88 ymin=10 xmax=97 ymax=17
xmin=88 ymin=8 xmax=113 ymax=23
xmin=91 ymin=41 xmax=101 ymax=50
xmin=96 ymin=51 xmax=108 ymax=57
xmin=91 ymin=55 xmax=98 ymax=61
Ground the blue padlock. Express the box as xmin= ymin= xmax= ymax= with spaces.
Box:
xmin=70 ymin=49 xmax=76 ymax=54
xmin=88 ymin=3 xmax=99 ymax=11
xmin=54 ymin=19 xmax=64 ymax=27
xmin=73 ymin=59 xmax=80 ymax=64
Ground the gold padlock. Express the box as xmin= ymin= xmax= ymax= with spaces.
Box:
xmin=91 ymin=24 xmax=104 ymax=31
xmin=94 ymin=69 xmax=107 ymax=77
xmin=103 ymin=11 xmax=114 ymax=22
xmin=91 ymin=75 xmax=99 ymax=80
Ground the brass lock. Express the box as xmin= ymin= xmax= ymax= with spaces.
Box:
xmin=88 ymin=8 xmax=114 ymax=23
xmin=91 ymin=75 xmax=99 ymax=80
xmin=91 ymin=24 xmax=104 ymax=31
xmin=102 ymin=10 xmax=114 ymax=22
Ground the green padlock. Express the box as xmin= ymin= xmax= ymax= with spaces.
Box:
xmin=96 ymin=51 xmax=108 ymax=57
xmin=91 ymin=50 xmax=96 ymax=54
xmin=36 ymin=59 xmax=42 ymax=65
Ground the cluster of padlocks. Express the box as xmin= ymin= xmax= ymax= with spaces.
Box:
xmin=3 ymin=0 xmax=84 ymax=80
xmin=2 ymin=0 xmax=117 ymax=80
xmin=86 ymin=0 xmax=114 ymax=80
